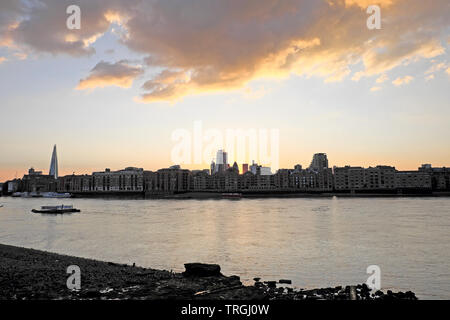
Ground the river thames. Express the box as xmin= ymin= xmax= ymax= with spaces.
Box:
xmin=0 ymin=196 xmax=449 ymax=299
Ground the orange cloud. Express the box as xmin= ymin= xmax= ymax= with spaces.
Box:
xmin=370 ymin=86 xmax=382 ymax=92
xmin=344 ymin=0 xmax=394 ymax=8
xmin=1 ymin=0 xmax=449 ymax=102
xmin=392 ymin=75 xmax=414 ymax=86
xmin=77 ymin=60 xmax=143 ymax=90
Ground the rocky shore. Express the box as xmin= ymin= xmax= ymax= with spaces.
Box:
xmin=0 ymin=244 xmax=417 ymax=300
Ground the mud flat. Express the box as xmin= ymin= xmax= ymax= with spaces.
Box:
xmin=0 ymin=244 xmax=417 ymax=300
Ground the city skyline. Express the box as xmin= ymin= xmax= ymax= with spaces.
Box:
xmin=1 ymin=0 xmax=449 ymax=181
xmin=1 ymin=145 xmax=449 ymax=183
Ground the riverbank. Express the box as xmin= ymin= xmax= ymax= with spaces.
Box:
xmin=2 ymin=190 xmax=450 ymax=200
xmin=0 ymin=244 xmax=417 ymax=300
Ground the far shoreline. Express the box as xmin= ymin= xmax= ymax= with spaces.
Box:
xmin=2 ymin=190 xmax=450 ymax=200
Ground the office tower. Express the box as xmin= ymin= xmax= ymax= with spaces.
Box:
xmin=242 ymin=163 xmax=249 ymax=174
xmin=215 ymin=149 xmax=228 ymax=173
xmin=49 ymin=144 xmax=58 ymax=179
xmin=210 ymin=160 xmax=215 ymax=175
xmin=250 ymin=160 xmax=258 ymax=175
xmin=232 ymin=162 xmax=239 ymax=173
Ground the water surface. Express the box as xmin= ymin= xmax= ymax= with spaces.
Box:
xmin=0 ymin=196 xmax=449 ymax=299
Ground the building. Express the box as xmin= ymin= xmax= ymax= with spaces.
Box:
xmin=260 ymin=167 xmax=272 ymax=175
xmin=364 ymin=166 xmax=397 ymax=189
xmin=333 ymin=166 xmax=365 ymax=190
xmin=57 ymin=174 xmax=93 ymax=192
xmin=154 ymin=167 xmax=191 ymax=193
xmin=274 ymin=169 xmax=291 ymax=189
xmin=210 ymin=160 xmax=215 ymax=175
xmin=395 ymin=171 xmax=432 ymax=190
xmin=232 ymin=162 xmax=239 ymax=174
xmin=309 ymin=153 xmax=329 ymax=171
xmin=214 ymin=149 xmax=228 ymax=173
xmin=418 ymin=164 xmax=450 ymax=190
xmin=333 ymin=165 xmax=431 ymax=191
xmin=92 ymin=167 xmax=144 ymax=192
xmin=49 ymin=144 xmax=58 ymax=179
xmin=28 ymin=167 xmax=43 ymax=176
xmin=7 ymin=180 xmax=20 ymax=193
xmin=249 ymin=161 xmax=259 ymax=175
xmin=21 ymin=168 xmax=56 ymax=193
xmin=242 ymin=163 xmax=248 ymax=174
xmin=191 ymin=170 xmax=211 ymax=190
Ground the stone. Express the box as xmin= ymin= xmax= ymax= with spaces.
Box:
xmin=183 ymin=263 xmax=222 ymax=277
xmin=83 ymin=290 xmax=101 ymax=298
xmin=279 ymin=279 xmax=292 ymax=284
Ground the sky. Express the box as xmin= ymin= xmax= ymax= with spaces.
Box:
xmin=0 ymin=0 xmax=449 ymax=181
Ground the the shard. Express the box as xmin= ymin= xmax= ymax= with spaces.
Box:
xmin=49 ymin=144 xmax=58 ymax=179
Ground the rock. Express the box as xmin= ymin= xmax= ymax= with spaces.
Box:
xmin=253 ymin=277 xmax=261 ymax=282
xmin=265 ymin=281 xmax=277 ymax=288
xmin=183 ymin=263 xmax=222 ymax=277
xmin=82 ymin=290 xmax=101 ymax=298
xmin=405 ymin=291 xmax=417 ymax=300
xmin=279 ymin=279 xmax=292 ymax=284
xmin=224 ymin=275 xmax=241 ymax=286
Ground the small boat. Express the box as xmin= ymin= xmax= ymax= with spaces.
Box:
xmin=31 ymin=205 xmax=80 ymax=214
xmin=221 ymin=192 xmax=242 ymax=199
xmin=42 ymin=192 xmax=72 ymax=198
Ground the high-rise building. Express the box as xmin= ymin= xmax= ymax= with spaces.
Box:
xmin=49 ymin=144 xmax=58 ymax=179
xmin=242 ymin=163 xmax=248 ymax=174
xmin=249 ymin=160 xmax=259 ymax=175
xmin=309 ymin=153 xmax=329 ymax=171
xmin=210 ymin=160 xmax=215 ymax=175
xmin=215 ymin=149 xmax=228 ymax=173
xmin=232 ymin=161 xmax=239 ymax=173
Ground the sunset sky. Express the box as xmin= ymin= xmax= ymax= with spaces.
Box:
xmin=0 ymin=0 xmax=449 ymax=181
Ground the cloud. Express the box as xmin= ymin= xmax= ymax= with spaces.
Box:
xmin=1 ymin=0 xmax=449 ymax=102
xmin=425 ymin=62 xmax=448 ymax=75
xmin=425 ymin=74 xmax=435 ymax=81
xmin=77 ymin=60 xmax=143 ymax=90
xmin=376 ymin=74 xmax=388 ymax=83
xmin=344 ymin=0 xmax=394 ymax=8
xmin=0 ymin=0 xmax=25 ymax=46
xmin=392 ymin=75 xmax=414 ymax=86
xmin=447 ymin=67 xmax=450 ymax=75
xmin=370 ymin=86 xmax=382 ymax=92
xmin=0 ymin=57 xmax=6 ymax=64
xmin=2 ymin=0 xmax=139 ymax=56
